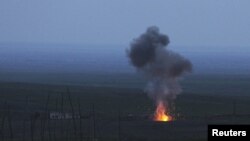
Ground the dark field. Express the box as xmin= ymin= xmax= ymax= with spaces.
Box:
xmin=0 ymin=74 xmax=250 ymax=141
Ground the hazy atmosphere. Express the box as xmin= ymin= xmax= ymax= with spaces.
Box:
xmin=1 ymin=1 xmax=250 ymax=141
xmin=1 ymin=0 xmax=250 ymax=47
xmin=1 ymin=0 xmax=250 ymax=77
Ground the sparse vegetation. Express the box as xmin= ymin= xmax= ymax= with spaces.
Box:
xmin=0 ymin=74 xmax=250 ymax=141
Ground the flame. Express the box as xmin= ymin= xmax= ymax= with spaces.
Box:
xmin=154 ymin=101 xmax=172 ymax=122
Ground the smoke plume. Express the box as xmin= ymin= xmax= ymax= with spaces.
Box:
xmin=127 ymin=26 xmax=192 ymax=111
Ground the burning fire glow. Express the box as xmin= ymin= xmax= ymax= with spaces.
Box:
xmin=154 ymin=101 xmax=172 ymax=122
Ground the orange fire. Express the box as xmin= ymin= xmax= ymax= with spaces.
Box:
xmin=154 ymin=101 xmax=172 ymax=122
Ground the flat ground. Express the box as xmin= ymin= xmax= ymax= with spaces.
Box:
xmin=0 ymin=74 xmax=250 ymax=141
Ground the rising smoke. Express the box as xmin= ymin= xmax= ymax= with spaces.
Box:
xmin=127 ymin=26 xmax=192 ymax=111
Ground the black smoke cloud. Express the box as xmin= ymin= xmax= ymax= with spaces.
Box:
xmin=128 ymin=26 xmax=169 ymax=68
xmin=127 ymin=26 xmax=192 ymax=105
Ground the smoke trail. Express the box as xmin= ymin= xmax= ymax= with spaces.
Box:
xmin=127 ymin=26 xmax=192 ymax=111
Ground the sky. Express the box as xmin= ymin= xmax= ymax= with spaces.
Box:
xmin=1 ymin=0 xmax=250 ymax=48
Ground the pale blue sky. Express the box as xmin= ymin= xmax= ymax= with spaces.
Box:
xmin=1 ymin=0 xmax=250 ymax=47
